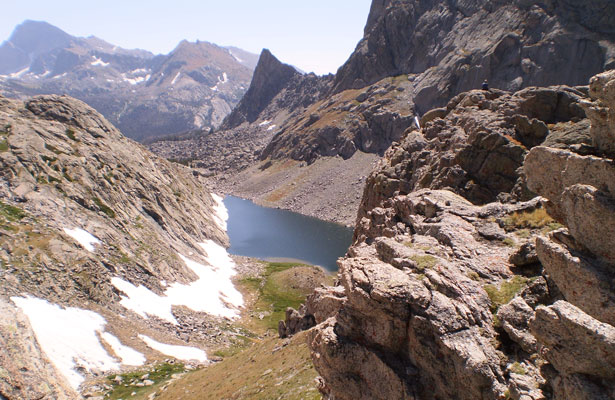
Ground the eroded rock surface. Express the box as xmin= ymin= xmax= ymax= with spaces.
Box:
xmin=307 ymin=70 xmax=615 ymax=399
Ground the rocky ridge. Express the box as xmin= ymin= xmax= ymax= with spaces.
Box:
xmin=0 ymin=20 xmax=256 ymax=141
xmin=303 ymin=70 xmax=615 ymax=399
xmin=0 ymin=94 xmax=245 ymax=398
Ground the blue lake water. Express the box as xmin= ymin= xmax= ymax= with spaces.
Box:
xmin=224 ymin=196 xmax=353 ymax=272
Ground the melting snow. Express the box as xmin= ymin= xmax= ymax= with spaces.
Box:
xmin=91 ymin=57 xmax=109 ymax=67
xmin=111 ymin=240 xmax=243 ymax=323
xmin=100 ymin=332 xmax=146 ymax=366
xmin=63 ymin=227 xmax=101 ymax=252
xmin=211 ymin=193 xmax=228 ymax=230
xmin=171 ymin=72 xmax=181 ymax=85
xmin=139 ymin=335 xmax=207 ymax=362
xmin=11 ymin=296 xmax=121 ymax=389
xmin=267 ymin=124 xmax=277 ymax=131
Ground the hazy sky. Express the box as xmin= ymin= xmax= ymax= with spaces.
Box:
xmin=1 ymin=0 xmax=373 ymax=75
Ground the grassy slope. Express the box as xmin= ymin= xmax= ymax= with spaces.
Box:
xmin=156 ymin=331 xmax=320 ymax=400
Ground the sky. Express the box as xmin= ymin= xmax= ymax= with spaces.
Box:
xmin=0 ymin=0 xmax=373 ymax=75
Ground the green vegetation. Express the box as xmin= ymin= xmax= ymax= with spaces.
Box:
xmin=410 ymin=254 xmax=438 ymax=272
xmin=93 ymin=197 xmax=116 ymax=218
xmin=65 ymin=128 xmax=79 ymax=141
xmin=0 ymin=139 xmax=8 ymax=152
xmin=509 ymin=362 xmax=527 ymax=375
xmin=502 ymin=208 xmax=562 ymax=232
xmin=241 ymin=262 xmax=312 ymax=331
xmin=213 ymin=333 xmax=254 ymax=358
xmin=0 ymin=200 xmax=27 ymax=222
xmin=484 ymin=275 xmax=529 ymax=313
xmin=105 ymin=362 xmax=186 ymax=400
xmin=502 ymin=237 xmax=516 ymax=247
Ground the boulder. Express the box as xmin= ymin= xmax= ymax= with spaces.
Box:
xmin=530 ymin=301 xmax=615 ymax=379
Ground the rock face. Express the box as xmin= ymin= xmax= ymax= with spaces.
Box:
xmin=222 ymin=49 xmax=301 ymax=129
xmin=523 ymin=69 xmax=615 ymax=399
xmin=333 ymin=0 xmax=615 ymax=110
xmin=0 ymin=94 xmax=238 ymax=395
xmin=0 ymin=20 xmax=256 ymax=141
xmin=306 ymin=70 xmax=615 ymax=400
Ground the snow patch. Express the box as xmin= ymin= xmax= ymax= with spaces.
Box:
xmin=229 ymin=50 xmax=243 ymax=63
xmin=11 ymin=296 xmax=120 ymax=389
xmin=259 ymin=120 xmax=272 ymax=126
xmin=91 ymin=57 xmax=109 ymax=67
xmin=139 ymin=335 xmax=207 ymax=362
xmin=9 ymin=67 xmax=29 ymax=79
xmin=267 ymin=124 xmax=277 ymax=131
xmin=63 ymin=227 xmax=101 ymax=252
xmin=121 ymin=73 xmax=150 ymax=85
xmin=211 ymin=193 xmax=228 ymax=230
xmin=100 ymin=332 xmax=145 ymax=366
xmin=220 ymin=72 xmax=228 ymax=84
xmin=111 ymin=240 xmax=243 ymax=323
xmin=171 ymin=72 xmax=181 ymax=85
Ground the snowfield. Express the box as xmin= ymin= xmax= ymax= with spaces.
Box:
xmin=139 ymin=335 xmax=207 ymax=362
xmin=10 ymin=296 xmax=142 ymax=389
xmin=63 ymin=227 xmax=101 ymax=252
xmin=112 ymin=239 xmax=243 ymax=323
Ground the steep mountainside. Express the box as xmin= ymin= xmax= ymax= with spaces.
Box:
xmin=305 ymin=70 xmax=615 ymax=400
xmin=149 ymin=0 xmax=615 ymax=226
xmin=0 ymin=20 xmax=256 ymax=141
xmin=0 ymin=94 xmax=247 ymax=398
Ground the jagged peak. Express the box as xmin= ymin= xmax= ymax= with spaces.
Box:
xmin=221 ymin=49 xmax=299 ymax=129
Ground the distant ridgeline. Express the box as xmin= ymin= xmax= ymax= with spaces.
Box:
xmin=0 ymin=20 xmax=259 ymax=141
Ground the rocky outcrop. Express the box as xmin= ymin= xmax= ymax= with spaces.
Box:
xmin=222 ymin=49 xmax=301 ymax=129
xmin=308 ymin=189 xmax=550 ymax=400
xmin=523 ymin=69 xmax=615 ymax=399
xmin=307 ymin=71 xmax=615 ymax=400
xmin=358 ymin=84 xmax=590 ymax=218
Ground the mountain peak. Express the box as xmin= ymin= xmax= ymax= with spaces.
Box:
xmin=221 ymin=49 xmax=299 ymax=129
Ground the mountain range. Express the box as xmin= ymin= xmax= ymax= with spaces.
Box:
xmin=0 ymin=20 xmax=258 ymax=141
